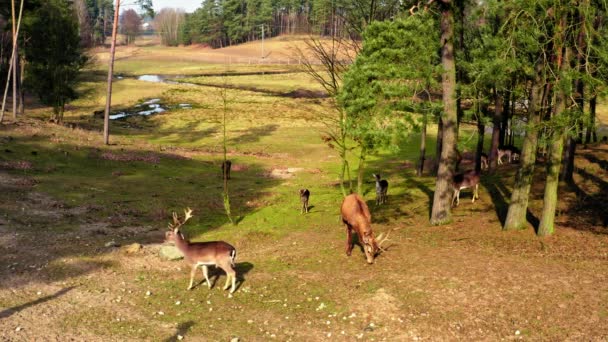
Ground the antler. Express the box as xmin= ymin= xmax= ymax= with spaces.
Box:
xmin=376 ymin=230 xmax=392 ymax=253
xmin=168 ymin=208 xmax=193 ymax=231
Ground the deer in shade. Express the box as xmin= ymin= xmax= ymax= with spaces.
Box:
xmin=221 ymin=160 xmax=232 ymax=179
xmin=372 ymin=174 xmax=388 ymax=205
xmin=480 ymin=152 xmax=489 ymax=170
xmin=299 ymin=189 xmax=310 ymax=213
xmin=164 ymin=208 xmax=238 ymax=294
xmin=340 ymin=194 xmax=390 ymax=264
xmin=452 ymin=170 xmax=480 ymax=207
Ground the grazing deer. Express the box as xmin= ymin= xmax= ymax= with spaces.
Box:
xmin=299 ymin=189 xmax=310 ymax=214
xmin=497 ymin=146 xmax=520 ymax=165
xmin=221 ymin=160 xmax=232 ymax=180
xmin=372 ymin=174 xmax=389 ymax=205
xmin=452 ymin=170 xmax=480 ymax=207
xmin=340 ymin=194 xmax=389 ymax=264
xmin=165 ymin=208 xmax=237 ymax=294
xmin=480 ymin=152 xmax=489 ymax=170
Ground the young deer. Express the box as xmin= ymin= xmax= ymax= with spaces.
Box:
xmin=452 ymin=170 xmax=480 ymax=207
xmin=497 ymin=146 xmax=520 ymax=165
xmin=480 ymin=152 xmax=489 ymax=170
xmin=341 ymin=194 xmax=390 ymax=264
xmin=221 ymin=160 xmax=232 ymax=180
xmin=372 ymin=174 xmax=388 ymax=205
xmin=299 ymin=189 xmax=310 ymax=214
xmin=165 ymin=208 xmax=238 ymax=294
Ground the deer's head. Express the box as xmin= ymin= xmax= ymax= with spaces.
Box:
xmin=165 ymin=208 xmax=193 ymax=243
xmin=362 ymin=230 xmax=391 ymax=264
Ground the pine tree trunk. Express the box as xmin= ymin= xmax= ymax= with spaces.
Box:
xmin=537 ymin=134 xmax=565 ymax=236
xmin=103 ymin=0 xmax=120 ymax=145
xmin=475 ymin=111 xmax=485 ymax=173
xmin=435 ymin=118 xmax=443 ymax=174
xmin=589 ymin=96 xmax=597 ymax=142
xmin=503 ymin=62 xmax=544 ymax=231
xmin=356 ymin=146 xmax=367 ymax=195
xmin=12 ymin=0 xmax=17 ymax=120
xmin=18 ymin=55 xmax=24 ymax=115
xmin=430 ymin=4 xmax=458 ymax=226
xmin=489 ymin=89 xmax=502 ymax=172
xmin=417 ymin=111 xmax=427 ymax=177
xmin=538 ymin=33 xmax=571 ymax=236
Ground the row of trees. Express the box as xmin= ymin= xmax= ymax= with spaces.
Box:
xmin=315 ymin=0 xmax=607 ymax=236
xmin=179 ymin=0 xmax=400 ymax=47
xmin=0 ymin=0 xmax=88 ymax=123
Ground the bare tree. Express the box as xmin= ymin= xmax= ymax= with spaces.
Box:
xmin=154 ymin=8 xmax=185 ymax=46
xmin=121 ymin=9 xmax=142 ymax=45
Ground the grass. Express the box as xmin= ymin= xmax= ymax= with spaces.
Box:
xmin=1 ymin=40 xmax=608 ymax=340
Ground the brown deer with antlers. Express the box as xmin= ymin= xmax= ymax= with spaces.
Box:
xmin=165 ymin=208 xmax=238 ymax=294
xmin=341 ymin=194 xmax=390 ymax=264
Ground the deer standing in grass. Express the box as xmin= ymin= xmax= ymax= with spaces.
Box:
xmin=372 ymin=174 xmax=388 ymax=205
xmin=165 ymin=208 xmax=237 ymax=294
xmin=341 ymin=194 xmax=390 ymax=264
xmin=452 ymin=170 xmax=480 ymax=207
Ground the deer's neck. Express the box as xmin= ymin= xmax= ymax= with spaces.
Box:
xmin=173 ymin=232 xmax=190 ymax=252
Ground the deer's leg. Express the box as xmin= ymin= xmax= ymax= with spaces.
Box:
xmin=451 ymin=190 xmax=458 ymax=207
xmin=345 ymin=226 xmax=353 ymax=256
xmin=305 ymin=201 xmax=309 ymax=213
xmin=473 ymin=184 xmax=479 ymax=202
xmin=187 ymin=264 xmax=197 ymax=290
xmin=202 ymin=265 xmax=211 ymax=289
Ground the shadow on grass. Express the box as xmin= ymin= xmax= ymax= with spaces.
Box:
xmin=481 ymin=173 xmax=539 ymax=230
xmin=163 ymin=320 xmax=195 ymax=342
xmin=0 ymin=127 xmax=281 ymax=289
xmin=0 ymin=286 xmax=76 ymax=319
xmin=564 ymin=167 xmax=608 ymax=230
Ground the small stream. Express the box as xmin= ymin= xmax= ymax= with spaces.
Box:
xmin=108 ymin=98 xmax=191 ymax=120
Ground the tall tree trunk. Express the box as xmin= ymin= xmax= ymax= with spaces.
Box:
xmin=356 ymin=146 xmax=367 ymax=195
xmin=538 ymin=38 xmax=571 ymax=236
xmin=103 ymin=0 xmax=120 ymax=145
xmin=589 ymin=96 xmax=597 ymax=142
xmin=489 ymin=88 xmax=502 ymax=172
xmin=430 ymin=4 xmax=458 ymax=226
xmin=538 ymin=132 xmax=565 ymax=236
xmin=500 ymin=91 xmax=509 ymax=146
xmin=503 ymin=61 xmax=544 ymax=231
xmin=475 ymin=110 xmax=485 ymax=173
xmin=18 ymin=55 xmax=24 ymax=115
xmin=417 ymin=111 xmax=427 ymax=177
xmin=12 ymin=0 xmax=17 ymax=120
xmin=435 ymin=117 xmax=443 ymax=174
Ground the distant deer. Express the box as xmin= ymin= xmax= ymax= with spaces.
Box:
xmin=221 ymin=160 xmax=232 ymax=180
xmin=480 ymin=152 xmax=489 ymax=170
xmin=165 ymin=208 xmax=238 ymax=294
xmin=372 ymin=174 xmax=388 ymax=205
xmin=340 ymin=194 xmax=390 ymax=264
xmin=452 ymin=170 xmax=480 ymax=207
xmin=497 ymin=146 xmax=520 ymax=165
xmin=299 ymin=189 xmax=310 ymax=214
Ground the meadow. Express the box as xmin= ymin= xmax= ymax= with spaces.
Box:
xmin=1 ymin=37 xmax=608 ymax=340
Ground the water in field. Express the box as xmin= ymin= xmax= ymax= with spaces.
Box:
xmin=106 ymin=98 xmax=191 ymax=120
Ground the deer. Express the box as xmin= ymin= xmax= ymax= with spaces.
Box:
xmin=480 ymin=152 xmax=489 ymax=170
xmin=164 ymin=208 xmax=238 ymax=294
xmin=372 ymin=174 xmax=389 ymax=205
xmin=221 ymin=160 xmax=232 ymax=180
xmin=341 ymin=194 xmax=390 ymax=264
xmin=299 ymin=189 xmax=310 ymax=214
xmin=452 ymin=170 xmax=480 ymax=207
xmin=497 ymin=146 xmax=520 ymax=165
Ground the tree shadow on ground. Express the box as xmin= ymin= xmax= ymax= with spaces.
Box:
xmin=0 ymin=126 xmax=281 ymax=289
xmin=163 ymin=320 xmax=195 ymax=342
xmin=0 ymin=286 xmax=76 ymax=319
xmin=229 ymin=124 xmax=279 ymax=145
xmin=482 ymin=173 xmax=539 ymax=230
xmin=564 ymin=167 xmax=608 ymax=230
